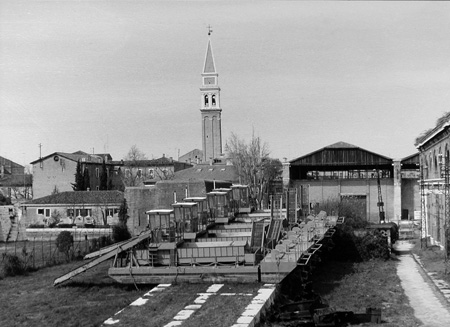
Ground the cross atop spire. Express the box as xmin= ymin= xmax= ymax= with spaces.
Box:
xmin=207 ymin=25 xmax=213 ymax=36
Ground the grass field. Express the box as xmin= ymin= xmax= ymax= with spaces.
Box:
xmin=260 ymin=253 xmax=421 ymax=327
xmin=0 ymin=260 xmax=153 ymax=327
xmin=411 ymin=239 xmax=450 ymax=285
xmin=0 ymin=238 xmax=432 ymax=327
xmin=310 ymin=256 xmax=421 ymax=327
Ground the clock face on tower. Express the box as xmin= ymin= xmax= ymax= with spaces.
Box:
xmin=204 ymin=77 xmax=215 ymax=85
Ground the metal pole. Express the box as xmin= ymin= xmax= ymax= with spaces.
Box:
xmin=421 ymin=164 xmax=427 ymax=249
xmin=445 ymin=154 xmax=450 ymax=259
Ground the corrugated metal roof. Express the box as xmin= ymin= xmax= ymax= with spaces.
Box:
xmin=290 ymin=141 xmax=392 ymax=166
xmin=24 ymin=190 xmax=123 ymax=205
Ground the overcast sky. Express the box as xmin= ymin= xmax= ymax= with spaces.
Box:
xmin=1 ymin=1 xmax=450 ymax=167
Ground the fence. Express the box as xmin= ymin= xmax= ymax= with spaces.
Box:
xmin=0 ymin=228 xmax=112 ymax=272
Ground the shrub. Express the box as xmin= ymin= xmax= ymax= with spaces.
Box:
xmin=2 ymin=253 xmax=26 ymax=277
xmin=56 ymin=231 xmax=74 ymax=261
xmin=27 ymin=224 xmax=45 ymax=229
xmin=355 ymin=229 xmax=390 ymax=260
xmin=112 ymin=224 xmax=131 ymax=243
xmin=333 ymin=224 xmax=390 ymax=262
xmin=56 ymin=223 xmax=75 ymax=228
xmin=48 ymin=209 xmax=61 ymax=228
xmin=98 ymin=235 xmax=113 ymax=248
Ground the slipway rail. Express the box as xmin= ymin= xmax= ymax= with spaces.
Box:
xmin=53 ymin=230 xmax=153 ymax=287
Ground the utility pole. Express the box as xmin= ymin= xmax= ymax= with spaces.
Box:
xmin=377 ymin=169 xmax=385 ymax=223
xmin=438 ymin=153 xmax=450 ymax=257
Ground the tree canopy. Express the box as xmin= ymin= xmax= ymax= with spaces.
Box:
xmin=225 ymin=132 xmax=282 ymax=210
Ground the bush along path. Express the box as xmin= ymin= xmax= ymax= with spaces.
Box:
xmin=395 ymin=241 xmax=450 ymax=326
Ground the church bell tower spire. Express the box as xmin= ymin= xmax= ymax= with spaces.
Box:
xmin=200 ymin=27 xmax=222 ymax=163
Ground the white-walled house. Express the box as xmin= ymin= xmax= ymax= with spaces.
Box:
xmin=21 ymin=190 xmax=123 ymax=227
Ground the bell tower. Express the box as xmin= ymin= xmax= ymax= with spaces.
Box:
xmin=200 ymin=27 xmax=222 ymax=163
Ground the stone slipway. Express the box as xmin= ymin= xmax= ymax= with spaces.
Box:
xmin=101 ymin=283 xmax=276 ymax=327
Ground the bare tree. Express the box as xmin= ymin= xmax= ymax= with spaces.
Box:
xmin=225 ymin=132 xmax=281 ymax=210
xmin=121 ymin=145 xmax=148 ymax=187
xmin=153 ymin=167 xmax=175 ymax=180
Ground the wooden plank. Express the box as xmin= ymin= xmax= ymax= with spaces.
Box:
xmin=250 ymin=220 xmax=265 ymax=250
xmin=265 ymin=219 xmax=283 ymax=247
xmin=53 ymin=229 xmax=153 ymax=286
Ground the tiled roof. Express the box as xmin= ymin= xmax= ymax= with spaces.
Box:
xmin=25 ymin=190 xmax=124 ymax=205
xmin=111 ymin=156 xmax=181 ymax=167
xmin=173 ymin=164 xmax=238 ymax=182
xmin=0 ymin=174 xmax=32 ymax=187
xmin=0 ymin=156 xmax=24 ymax=169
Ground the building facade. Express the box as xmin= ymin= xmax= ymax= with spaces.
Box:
xmin=21 ymin=190 xmax=123 ymax=227
xmin=31 ymin=151 xmax=119 ymax=198
xmin=415 ymin=114 xmax=450 ymax=247
xmin=285 ymin=142 xmax=420 ymax=223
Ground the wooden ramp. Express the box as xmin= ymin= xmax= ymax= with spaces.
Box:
xmin=53 ymin=229 xmax=153 ymax=287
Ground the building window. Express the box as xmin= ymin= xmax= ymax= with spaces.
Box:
xmin=67 ymin=209 xmax=75 ymax=217
xmin=75 ymin=209 xmax=92 ymax=217
xmin=96 ymin=186 xmax=99 ymax=190
xmin=37 ymin=208 xmax=51 ymax=217
xmin=148 ymin=169 xmax=154 ymax=179
xmin=96 ymin=168 xmax=99 ymax=178
xmin=137 ymin=169 xmax=142 ymax=178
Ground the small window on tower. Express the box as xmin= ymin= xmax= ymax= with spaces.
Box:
xmin=212 ymin=94 xmax=216 ymax=106
xmin=204 ymin=95 xmax=209 ymax=107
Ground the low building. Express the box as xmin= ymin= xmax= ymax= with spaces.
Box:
xmin=285 ymin=142 xmax=420 ymax=223
xmin=21 ymin=190 xmax=124 ymax=227
xmin=0 ymin=156 xmax=32 ymax=202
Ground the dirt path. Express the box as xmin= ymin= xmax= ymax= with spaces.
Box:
xmin=397 ymin=254 xmax=450 ymax=326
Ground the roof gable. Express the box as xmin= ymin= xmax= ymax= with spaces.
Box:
xmin=290 ymin=141 xmax=392 ymax=167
